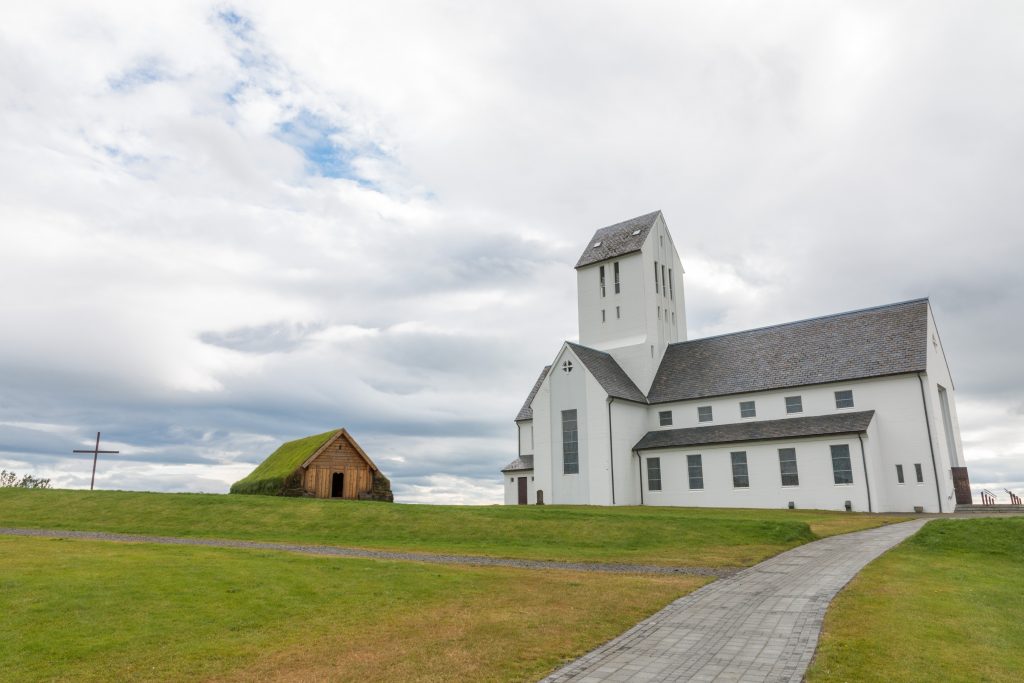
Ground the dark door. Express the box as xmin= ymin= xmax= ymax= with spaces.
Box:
xmin=517 ymin=476 xmax=528 ymax=505
xmin=952 ymin=467 xmax=972 ymax=505
xmin=331 ymin=472 xmax=345 ymax=498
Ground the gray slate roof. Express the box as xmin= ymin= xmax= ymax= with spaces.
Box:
xmin=634 ymin=410 xmax=875 ymax=451
xmin=567 ymin=342 xmax=647 ymax=403
xmin=575 ymin=211 xmax=661 ymax=269
xmin=501 ymin=454 xmax=534 ymax=472
xmin=647 ymin=299 xmax=929 ymax=403
xmin=515 ymin=366 xmax=550 ymax=422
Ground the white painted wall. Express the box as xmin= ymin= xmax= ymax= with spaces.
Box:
xmin=503 ymin=470 xmax=536 ymax=505
xmin=517 ymin=421 xmax=534 ymax=456
xmin=545 ymin=345 xmax=593 ymax=504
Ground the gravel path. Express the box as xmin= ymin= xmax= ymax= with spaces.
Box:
xmin=540 ymin=518 xmax=928 ymax=682
xmin=0 ymin=527 xmax=734 ymax=577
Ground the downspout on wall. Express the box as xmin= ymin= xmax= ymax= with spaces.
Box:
xmin=634 ymin=449 xmax=643 ymax=505
xmin=857 ymin=433 xmax=873 ymax=513
xmin=607 ymin=397 xmax=616 ymax=505
xmin=918 ymin=372 xmax=944 ymax=513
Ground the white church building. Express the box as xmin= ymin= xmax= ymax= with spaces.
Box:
xmin=503 ymin=211 xmax=970 ymax=513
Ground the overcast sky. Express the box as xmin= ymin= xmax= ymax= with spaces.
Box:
xmin=1 ymin=1 xmax=1021 ymax=504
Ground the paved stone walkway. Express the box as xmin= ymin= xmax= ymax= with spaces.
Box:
xmin=0 ymin=527 xmax=731 ymax=577
xmin=542 ymin=518 xmax=928 ymax=683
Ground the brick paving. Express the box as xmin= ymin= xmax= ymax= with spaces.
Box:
xmin=542 ymin=519 xmax=928 ymax=683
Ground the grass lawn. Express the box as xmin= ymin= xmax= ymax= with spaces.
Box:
xmin=0 ymin=536 xmax=707 ymax=682
xmin=806 ymin=517 xmax=1024 ymax=683
xmin=0 ymin=488 xmax=909 ymax=567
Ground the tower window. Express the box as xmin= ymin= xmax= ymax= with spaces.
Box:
xmin=661 ymin=265 xmax=667 ymax=296
xmin=613 ymin=261 xmax=620 ymax=294
xmin=599 ymin=265 xmax=606 ymax=298
xmin=616 ymin=306 xmax=620 ymax=319
xmin=668 ymin=269 xmax=674 ymax=300
xmin=654 ymin=261 xmax=659 ymax=293
xmin=601 ymin=309 xmax=606 ymax=323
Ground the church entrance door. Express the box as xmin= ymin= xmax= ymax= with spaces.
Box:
xmin=517 ymin=476 xmax=528 ymax=505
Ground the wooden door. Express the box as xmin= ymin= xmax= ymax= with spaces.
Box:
xmin=517 ymin=476 xmax=528 ymax=505
xmin=951 ymin=467 xmax=972 ymax=505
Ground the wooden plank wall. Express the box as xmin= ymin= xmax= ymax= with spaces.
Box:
xmin=302 ymin=436 xmax=374 ymax=499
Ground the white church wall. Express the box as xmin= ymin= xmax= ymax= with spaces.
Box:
xmin=611 ymin=400 xmax=647 ymax=505
xmin=640 ymin=435 xmax=870 ymax=511
xmin=547 ymin=346 xmax=592 ymax=505
xmin=503 ymin=471 xmax=536 ymax=505
xmin=531 ymin=372 xmax=553 ymax=505
xmin=517 ymin=421 xmax=534 ymax=456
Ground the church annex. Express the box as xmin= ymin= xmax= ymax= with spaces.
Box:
xmin=503 ymin=211 xmax=969 ymax=513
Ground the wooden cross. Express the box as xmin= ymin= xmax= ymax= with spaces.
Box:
xmin=73 ymin=432 xmax=119 ymax=491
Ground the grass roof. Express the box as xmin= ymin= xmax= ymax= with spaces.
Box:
xmin=230 ymin=430 xmax=339 ymax=496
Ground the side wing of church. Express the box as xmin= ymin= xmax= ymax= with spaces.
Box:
xmin=503 ymin=211 xmax=969 ymax=513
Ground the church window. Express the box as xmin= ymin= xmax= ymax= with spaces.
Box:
xmin=896 ymin=464 xmax=905 ymax=484
xmin=779 ymin=448 xmax=799 ymax=486
xmin=661 ymin=265 xmax=667 ymax=296
xmin=561 ymin=360 xmax=573 ymax=373
xmin=660 ymin=234 xmax=664 ymax=248
xmin=659 ymin=410 xmax=673 ymax=426
xmin=731 ymin=452 xmax=749 ymax=488
xmin=740 ymin=401 xmax=756 ymax=418
xmin=616 ymin=306 xmax=621 ymax=319
xmin=657 ymin=306 xmax=661 ymax=320
xmin=647 ymin=457 xmax=662 ymax=491
xmin=830 ymin=445 xmax=854 ymax=485
xmin=915 ymin=463 xmax=924 ymax=483
xmin=561 ymin=410 xmax=579 ymax=475
xmin=601 ymin=309 xmax=606 ymax=323
xmin=672 ymin=311 xmax=676 ymax=324
xmin=698 ymin=406 xmax=713 ymax=422
xmin=613 ymin=261 xmax=620 ymax=293
xmin=835 ymin=390 xmax=854 ymax=409
xmin=785 ymin=396 xmax=803 ymax=414
xmin=654 ymin=262 xmax=659 ymax=293
xmin=599 ymin=265 xmax=606 ymax=297
xmin=687 ymin=454 xmax=704 ymax=489
xmin=668 ymin=269 xmax=674 ymax=300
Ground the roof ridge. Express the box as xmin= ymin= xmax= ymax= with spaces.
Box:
xmin=667 ymin=297 xmax=930 ymax=348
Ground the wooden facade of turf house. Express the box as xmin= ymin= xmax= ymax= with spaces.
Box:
xmin=230 ymin=429 xmax=393 ymax=501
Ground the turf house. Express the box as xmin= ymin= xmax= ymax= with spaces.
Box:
xmin=504 ymin=211 xmax=970 ymax=513
xmin=232 ymin=428 xmax=393 ymax=501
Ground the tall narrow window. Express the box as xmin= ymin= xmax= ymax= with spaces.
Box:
xmin=779 ymin=448 xmax=799 ymax=486
xmin=601 ymin=309 xmax=606 ymax=323
xmin=914 ymin=463 xmax=924 ymax=483
xmin=613 ymin=261 xmax=620 ymax=294
xmin=616 ymin=305 xmax=620 ymax=319
xmin=659 ymin=410 xmax=673 ymax=426
xmin=830 ymin=444 xmax=853 ymax=484
xmin=896 ymin=464 xmax=905 ymax=484
xmin=687 ymin=454 xmax=704 ymax=490
xmin=835 ymin=390 xmax=854 ymax=409
xmin=668 ymin=269 xmax=674 ymax=300
xmin=731 ymin=451 xmax=749 ymax=488
xmin=672 ymin=311 xmax=676 ymax=324
xmin=657 ymin=306 xmax=661 ymax=320
xmin=647 ymin=457 xmax=662 ymax=491
xmin=599 ymin=265 xmax=606 ymax=298
xmin=661 ymin=265 xmax=667 ymax=296
xmin=785 ymin=396 xmax=803 ymax=414
xmin=739 ymin=401 xmax=756 ymax=418
xmin=561 ymin=410 xmax=578 ymax=475
xmin=654 ymin=261 xmax=659 ymax=293
xmin=698 ymin=406 xmax=713 ymax=422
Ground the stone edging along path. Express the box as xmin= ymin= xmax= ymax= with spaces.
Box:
xmin=541 ymin=518 xmax=929 ymax=683
xmin=0 ymin=527 xmax=733 ymax=577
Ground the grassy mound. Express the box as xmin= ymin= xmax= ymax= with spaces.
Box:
xmin=229 ymin=430 xmax=337 ymax=495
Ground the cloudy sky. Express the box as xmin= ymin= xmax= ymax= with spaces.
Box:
xmin=1 ymin=1 xmax=1021 ymax=503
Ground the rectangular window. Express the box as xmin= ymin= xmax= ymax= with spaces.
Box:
xmin=613 ymin=261 xmax=620 ymax=293
xmin=785 ymin=396 xmax=803 ymax=414
xmin=659 ymin=410 xmax=673 ymax=426
xmin=599 ymin=265 xmax=605 ymax=298
xmin=654 ymin=261 xmax=659 ymax=293
xmin=668 ymin=268 xmax=674 ymax=300
xmin=661 ymin=265 xmax=667 ymax=296
xmin=896 ymin=464 xmax=905 ymax=484
xmin=835 ymin=390 xmax=854 ymax=409
xmin=915 ymin=463 xmax=924 ymax=483
xmin=616 ymin=305 xmax=620 ymax=319
xmin=601 ymin=309 xmax=606 ymax=323
xmin=739 ymin=400 xmax=756 ymax=418
xmin=697 ymin=406 xmax=713 ymax=422
xmin=830 ymin=444 xmax=854 ymax=485
xmin=687 ymin=454 xmax=704 ymax=490
xmin=731 ymin=451 xmax=749 ymax=488
xmin=672 ymin=311 xmax=676 ymax=324
xmin=657 ymin=306 xmax=661 ymax=320
xmin=561 ymin=410 xmax=578 ymax=475
xmin=779 ymin=448 xmax=799 ymax=486
xmin=647 ymin=457 xmax=661 ymax=491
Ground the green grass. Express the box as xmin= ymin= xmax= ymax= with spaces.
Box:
xmin=0 ymin=536 xmax=707 ymax=682
xmin=229 ymin=429 xmax=336 ymax=495
xmin=0 ymin=488 xmax=908 ymax=567
xmin=806 ymin=517 xmax=1024 ymax=682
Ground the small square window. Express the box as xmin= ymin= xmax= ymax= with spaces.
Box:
xmin=739 ymin=401 xmax=756 ymax=418
xmin=785 ymin=396 xmax=803 ymax=414
xmin=697 ymin=406 xmax=713 ymax=422
xmin=659 ymin=410 xmax=673 ymax=426
xmin=835 ymin=390 xmax=854 ymax=409
xmin=914 ymin=463 xmax=924 ymax=483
